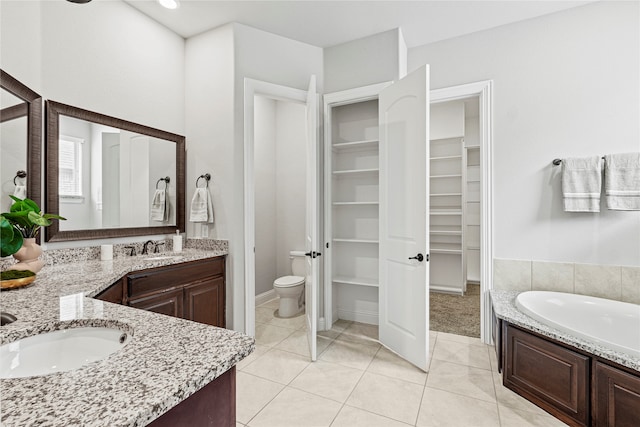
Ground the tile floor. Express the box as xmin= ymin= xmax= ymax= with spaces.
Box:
xmin=236 ymin=299 xmax=567 ymax=427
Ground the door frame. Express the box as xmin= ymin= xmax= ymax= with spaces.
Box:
xmin=431 ymin=80 xmax=494 ymax=344
xmin=243 ymin=78 xmax=309 ymax=337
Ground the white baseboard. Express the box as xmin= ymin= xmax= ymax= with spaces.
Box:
xmin=255 ymin=289 xmax=277 ymax=307
xmin=337 ymin=308 xmax=379 ymax=325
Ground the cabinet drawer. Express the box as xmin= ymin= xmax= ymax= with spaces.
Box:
xmin=504 ymin=324 xmax=590 ymax=426
xmin=127 ymin=257 xmax=224 ymax=299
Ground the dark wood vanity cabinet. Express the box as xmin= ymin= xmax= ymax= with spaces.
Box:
xmin=593 ymin=361 xmax=640 ymax=426
xmin=503 ymin=324 xmax=590 ymax=426
xmin=96 ymin=257 xmax=226 ymax=328
xmin=500 ymin=322 xmax=640 ymax=427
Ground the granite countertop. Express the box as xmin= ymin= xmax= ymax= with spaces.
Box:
xmin=491 ymin=290 xmax=640 ymax=372
xmin=0 ymin=245 xmax=255 ymax=427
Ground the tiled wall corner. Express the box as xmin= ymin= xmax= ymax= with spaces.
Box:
xmin=574 ymin=263 xmax=622 ymax=300
xmin=532 ymin=261 xmax=574 ymax=293
xmin=493 ymin=258 xmax=531 ymax=291
xmin=621 ymin=266 xmax=640 ymax=304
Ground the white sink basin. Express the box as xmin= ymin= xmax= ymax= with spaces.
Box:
xmin=143 ymin=255 xmax=184 ymax=261
xmin=0 ymin=327 xmax=130 ymax=379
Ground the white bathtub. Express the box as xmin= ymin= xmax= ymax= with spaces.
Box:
xmin=515 ymin=291 xmax=640 ymax=358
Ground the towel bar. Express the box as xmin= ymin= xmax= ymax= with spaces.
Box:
xmin=553 ymin=157 xmax=605 ymax=166
xmin=196 ymin=173 xmax=211 ymax=188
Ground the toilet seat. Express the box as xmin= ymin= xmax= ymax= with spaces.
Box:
xmin=274 ymin=275 xmax=304 ymax=288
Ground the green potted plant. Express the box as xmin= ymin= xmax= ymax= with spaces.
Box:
xmin=1 ymin=196 xmax=66 ymax=273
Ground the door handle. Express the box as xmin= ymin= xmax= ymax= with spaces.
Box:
xmin=408 ymin=253 xmax=424 ymax=262
xmin=305 ymin=251 xmax=322 ymax=259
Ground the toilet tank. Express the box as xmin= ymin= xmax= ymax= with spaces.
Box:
xmin=290 ymin=251 xmax=306 ymax=277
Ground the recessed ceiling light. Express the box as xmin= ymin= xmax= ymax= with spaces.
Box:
xmin=158 ymin=0 xmax=180 ymax=10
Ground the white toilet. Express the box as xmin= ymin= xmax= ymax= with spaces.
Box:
xmin=273 ymin=251 xmax=306 ymax=318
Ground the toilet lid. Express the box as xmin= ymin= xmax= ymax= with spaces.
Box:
xmin=274 ymin=275 xmax=304 ymax=287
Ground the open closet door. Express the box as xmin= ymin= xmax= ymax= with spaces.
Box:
xmin=378 ymin=65 xmax=430 ymax=371
xmin=305 ymin=75 xmax=319 ymax=361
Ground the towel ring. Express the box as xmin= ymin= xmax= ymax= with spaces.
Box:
xmin=156 ymin=176 xmax=170 ymax=189
xmin=196 ymin=173 xmax=211 ymax=188
xmin=13 ymin=170 xmax=27 ymax=185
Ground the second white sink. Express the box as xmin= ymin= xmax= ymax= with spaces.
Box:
xmin=0 ymin=326 xmax=130 ymax=379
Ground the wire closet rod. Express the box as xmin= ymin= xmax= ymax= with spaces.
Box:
xmin=552 ymin=157 xmax=606 ymax=166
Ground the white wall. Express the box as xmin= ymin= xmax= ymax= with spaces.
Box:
xmin=186 ymin=22 xmax=322 ymax=330
xmin=254 ymin=97 xmax=307 ymax=296
xmin=254 ymin=96 xmax=278 ymax=296
xmin=1 ymin=0 xmax=185 ymax=249
xmin=275 ymin=100 xmax=307 ymax=278
xmin=410 ymin=1 xmax=640 ymax=267
xmin=324 ymin=28 xmax=406 ymax=93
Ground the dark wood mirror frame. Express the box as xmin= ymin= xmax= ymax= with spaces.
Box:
xmin=0 ymin=69 xmax=43 ymax=214
xmin=45 ymin=100 xmax=185 ymax=242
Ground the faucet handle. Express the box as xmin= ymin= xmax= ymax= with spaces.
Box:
xmin=154 ymin=242 xmax=165 ymax=253
xmin=124 ymin=246 xmax=136 ymax=256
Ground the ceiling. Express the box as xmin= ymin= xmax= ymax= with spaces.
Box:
xmin=123 ymin=0 xmax=593 ymax=48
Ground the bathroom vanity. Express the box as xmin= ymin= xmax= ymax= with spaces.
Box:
xmin=0 ymin=246 xmax=252 ymax=426
xmin=96 ymin=257 xmax=226 ymax=328
xmin=491 ymin=291 xmax=640 ymax=427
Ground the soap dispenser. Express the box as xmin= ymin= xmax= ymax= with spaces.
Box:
xmin=173 ymin=230 xmax=183 ymax=253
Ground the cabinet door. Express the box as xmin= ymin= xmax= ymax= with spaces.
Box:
xmin=184 ymin=277 xmax=225 ymax=327
xmin=129 ymin=288 xmax=184 ymax=318
xmin=594 ymin=361 xmax=640 ymax=426
xmin=95 ymin=279 xmax=124 ymax=304
xmin=504 ymin=324 xmax=589 ymax=426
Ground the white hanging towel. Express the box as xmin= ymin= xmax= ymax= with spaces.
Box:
xmin=189 ymin=188 xmax=214 ymax=223
xmin=604 ymin=152 xmax=640 ymax=210
xmin=13 ymin=184 xmax=27 ymax=199
xmin=150 ymin=189 xmax=167 ymax=221
xmin=562 ymin=156 xmax=602 ymax=212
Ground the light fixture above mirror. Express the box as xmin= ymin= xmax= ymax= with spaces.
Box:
xmin=158 ymin=0 xmax=180 ymax=10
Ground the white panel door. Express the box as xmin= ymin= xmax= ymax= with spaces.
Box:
xmin=305 ymin=75 xmax=318 ymax=361
xmin=379 ymin=65 xmax=430 ymax=371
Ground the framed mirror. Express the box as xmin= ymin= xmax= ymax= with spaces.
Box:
xmin=1 ymin=69 xmax=42 ymax=215
xmin=45 ymin=100 xmax=185 ymax=242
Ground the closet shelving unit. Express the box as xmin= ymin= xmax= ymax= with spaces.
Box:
xmin=429 ymin=102 xmax=467 ymax=295
xmin=324 ymin=83 xmax=393 ymax=327
xmin=465 ymin=145 xmax=481 ymax=282
xmin=328 ymin=100 xmax=380 ymax=290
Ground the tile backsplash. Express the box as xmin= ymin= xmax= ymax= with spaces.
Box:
xmin=494 ymin=258 xmax=640 ymax=304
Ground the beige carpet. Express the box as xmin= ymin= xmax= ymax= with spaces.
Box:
xmin=430 ymin=283 xmax=480 ymax=338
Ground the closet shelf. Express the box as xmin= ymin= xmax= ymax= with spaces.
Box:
xmin=333 ymin=238 xmax=379 ymax=244
xmin=430 ymin=174 xmax=462 ymax=179
xmin=332 ymin=201 xmax=379 ymax=206
xmin=333 ymin=168 xmax=379 ymax=177
xmin=430 ymin=155 xmax=462 ymax=161
xmin=431 ymin=193 xmax=462 ymax=197
xmin=430 ymin=229 xmax=462 ymax=236
xmin=467 ymin=246 xmax=480 ymax=251
xmin=431 ymin=248 xmax=463 ymax=254
xmin=430 ymin=210 xmax=462 ymax=216
xmin=332 ymin=276 xmax=378 ymax=287
xmin=332 ymin=139 xmax=378 ymax=151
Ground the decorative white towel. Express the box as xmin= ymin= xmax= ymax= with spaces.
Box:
xmin=604 ymin=152 xmax=640 ymax=210
xmin=13 ymin=184 xmax=27 ymax=199
xmin=562 ymin=156 xmax=602 ymax=212
xmin=190 ymin=188 xmax=214 ymax=223
xmin=150 ymin=189 xmax=167 ymax=222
